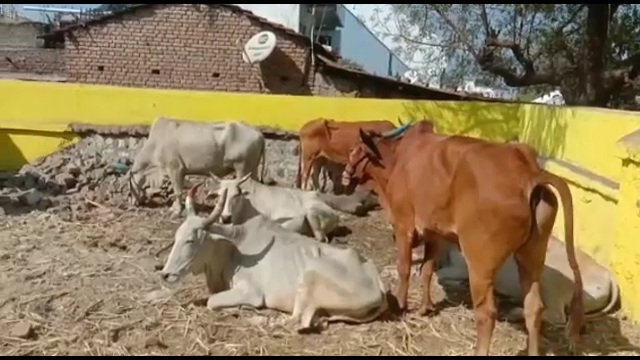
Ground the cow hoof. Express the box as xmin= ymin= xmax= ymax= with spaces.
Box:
xmin=417 ymin=303 xmax=436 ymax=316
xmin=296 ymin=323 xmax=322 ymax=335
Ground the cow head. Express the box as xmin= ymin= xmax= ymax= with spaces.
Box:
xmin=209 ymin=173 xmax=252 ymax=224
xmin=341 ymin=124 xmax=412 ymax=187
xmin=161 ymin=183 xmax=224 ymax=283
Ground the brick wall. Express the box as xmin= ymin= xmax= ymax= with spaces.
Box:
xmin=312 ymin=71 xmax=424 ymax=99
xmin=65 ymin=4 xmax=314 ymax=95
xmin=0 ymin=48 xmax=65 ymax=74
xmin=0 ymin=22 xmax=65 ymax=75
xmin=0 ymin=22 xmax=44 ymax=48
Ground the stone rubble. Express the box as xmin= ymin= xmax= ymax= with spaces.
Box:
xmin=0 ymin=134 xmax=306 ymax=216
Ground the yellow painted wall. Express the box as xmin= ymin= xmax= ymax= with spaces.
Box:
xmin=0 ymin=80 xmax=519 ymax=168
xmin=2 ymin=80 xmax=640 ymax=325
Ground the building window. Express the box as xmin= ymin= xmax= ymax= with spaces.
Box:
xmin=317 ymin=35 xmax=332 ymax=46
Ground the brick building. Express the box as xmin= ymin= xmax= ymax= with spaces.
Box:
xmin=0 ymin=20 xmax=64 ymax=76
xmin=39 ymin=4 xmax=478 ymax=100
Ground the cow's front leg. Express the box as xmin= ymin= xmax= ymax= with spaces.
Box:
xmin=166 ymin=167 xmax=184 ymax=217
xmin=305 ymin=211 xmax=328 ymax=243
xmin=418 ymin=239 xmax=438 ymax=315
xmin=206 ymin=282 xmax=265 ymax=310
xmin=394 ymin=228 xmax=413 ymax=313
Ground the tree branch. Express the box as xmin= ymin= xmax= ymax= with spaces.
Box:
xmin=480 ymin=4 xmax=491 ymax=37
xmin=431 ymin=6 xmax=478 ymax=57
xmin=478 ymin=37 xmax=558 ymax=87
xmin=603 ymin=52 xmax=640 ymax=89
xmin=555 ymin=5 xmax=586 ymax=33
xmin=485 ymin=38 xmax=535 ymax=74
xmin=393 ymin=32 xmax=463 ymax=51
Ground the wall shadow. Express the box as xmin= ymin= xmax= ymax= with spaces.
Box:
xmin=399 ymin=101 xmax=569 ymax=155
xmin=0 ymin=129 xmax=77 ymax=217
xmin=400 ymin=100 xmax=520 ymax=142
xmin=519 ymin=104 xmax=570 ymax=160
xmin=0 ymin=131 xmax=28 ymax=171
xmin=260 ymin=47 xmax=312 ymax=96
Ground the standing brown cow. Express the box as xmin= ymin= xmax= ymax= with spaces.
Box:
xmin=341 ymin=126 xmax=583 ymax=356
xmin=295 ymin=118 xmax=396 ymax=191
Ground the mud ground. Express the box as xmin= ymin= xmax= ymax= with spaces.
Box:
xmin=1 ymin=205 xmax=639 ymax=356
xmin=1 ymin=133 xmax=639 ymax=355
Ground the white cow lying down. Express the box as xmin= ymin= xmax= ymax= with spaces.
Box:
xmin=160 ymin=188 xmax=389 ymax=331
xmin=436 ymin=237 xmax=620 ymax=325
xmin=210 ymin=173 xmax=341 ymax=243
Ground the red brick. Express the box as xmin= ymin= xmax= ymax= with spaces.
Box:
xmin=63 ymin=4 xmax=316 ymax=95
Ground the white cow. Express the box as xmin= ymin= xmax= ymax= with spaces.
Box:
xmin=129 ymin=118 xmax=266 ymax=216
xmin=160 ymin=188 xmax=389 ymax=331
xmin=436 ymin=237 xmax=620 ymax=325
xmin=209 ymin=173 xmax=342 ymax=243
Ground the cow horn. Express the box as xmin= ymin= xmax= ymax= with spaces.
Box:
xmin=203 ymin=189 xmax=226 ymax=227
xmin=185 ymin=182 xmax=203 ymax=216
xmin=381 ymin=122 xmax=412 ymax=138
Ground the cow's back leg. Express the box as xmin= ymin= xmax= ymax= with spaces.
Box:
xmin=461 ymin=232 xmax=515 ymax=356
xmin=293 ymin=263 xmax=384 ymax=330
xmin=310 ymin=158 xmax=324 ymax=191
xmin=206 ymin=280 xmax=265 ymax=310
xmin=299 ymin=147 xmax=318 ymax=190
xmin=513 ymin=189 xmax=557 ymax=356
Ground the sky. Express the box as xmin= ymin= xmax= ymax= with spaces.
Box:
xmin=16 ymin=4 xmax=379 ymax=23
xmin=16 ymin=4 xmax=99 ymax=21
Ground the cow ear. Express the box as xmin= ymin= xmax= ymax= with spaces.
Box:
xmin=359 ymin=130 xmax=379 ymax=157
xmin=358 ymin=128 xmax=369 ymax=143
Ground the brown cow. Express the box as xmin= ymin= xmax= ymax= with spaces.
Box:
xmin=341 ymin=120 xmax=435 ymax=220
xmin=295 ymin=118 xmax=396 ymax=191
xmin=341 ymin=126 xmax=583 ymax=356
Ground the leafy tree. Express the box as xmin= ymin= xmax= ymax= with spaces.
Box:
xmin=369 ymin=4 xmax=640 ymax=108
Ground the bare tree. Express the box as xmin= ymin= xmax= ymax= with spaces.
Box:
xmin=370 ymin=4 xmax=640 ymax=108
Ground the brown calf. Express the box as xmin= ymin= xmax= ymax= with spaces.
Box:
xmin=295 ymin=118 xmax=396 ymax=191
xmin=342 ymin=127 xmax=583 ymax=356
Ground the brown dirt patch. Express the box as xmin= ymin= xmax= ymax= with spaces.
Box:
xmin=1 ymin=207 xmax=639 ymax=356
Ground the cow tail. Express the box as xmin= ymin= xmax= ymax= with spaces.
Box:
xmin=295 ymin=141 xmax=302 ymax=188
xmin=260 ymin=141 xmax=267 ymax=183
xmin=530 ymin=170 xmax=584 ymax=343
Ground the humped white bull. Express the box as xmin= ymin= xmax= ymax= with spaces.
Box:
xmin=209 ymin=173 xmax=356 ymax=243
xmin=129 ymin=118 xmax=266 ymax=216
xmin=160 ymin=185 xmax=389 ymax=331
xmin=436 ymin=237 xmax=619 ymax=326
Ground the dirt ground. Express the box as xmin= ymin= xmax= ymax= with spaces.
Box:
xmin=1 ymin=205 xmax=640 ymax=356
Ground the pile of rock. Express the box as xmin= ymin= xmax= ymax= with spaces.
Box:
xmin=0 ymin=134 xmax=304 ymax=215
